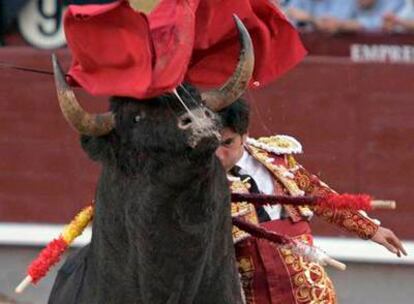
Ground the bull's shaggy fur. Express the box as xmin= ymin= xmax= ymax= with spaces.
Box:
xmin=48 ymin=85 xmax=242 ymax=304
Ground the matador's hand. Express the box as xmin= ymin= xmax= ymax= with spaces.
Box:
xmin=371 ymin=227 xmax=407 ymax=257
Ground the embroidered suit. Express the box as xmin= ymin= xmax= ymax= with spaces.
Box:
xmin=231 ymin=135 xmax=379 ymax=304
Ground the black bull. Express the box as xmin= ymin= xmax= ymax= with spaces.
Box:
xmin=48 ymin=89 xmax=242 ymax=304
xmin=47 ymin=17 xmax=254 ymax=304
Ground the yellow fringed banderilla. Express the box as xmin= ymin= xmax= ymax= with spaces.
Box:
xmin=61 ymin=205 xmax=94 ymax=244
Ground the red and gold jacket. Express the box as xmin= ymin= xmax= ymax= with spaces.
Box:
xmin=231 ymin=135 xmax=379 ymax=242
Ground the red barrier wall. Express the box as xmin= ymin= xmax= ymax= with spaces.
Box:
xmin=0 ymin=47 xmax=103 ymax=223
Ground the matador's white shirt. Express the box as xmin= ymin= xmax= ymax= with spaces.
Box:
xmin=236 ymin=149 xmax=282 ymax=220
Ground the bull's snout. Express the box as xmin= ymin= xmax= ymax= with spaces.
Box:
xmin=178 ymin=107 xmax=221 ymax=148
xmin=178 ymin=108 xmax=214 ymax=129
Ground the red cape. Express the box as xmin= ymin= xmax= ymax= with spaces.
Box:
xmin=64 ymin=0 xmax=306 ymax=99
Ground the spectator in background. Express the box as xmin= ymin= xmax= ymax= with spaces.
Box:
xmin=383 ymin=0 xmax=414 ymax=32
xmin=287 ymin=0 xmax=405 ymax=33
xmin=286 ymin=0 xmax=355 ymax=30
xmin=348 ymin=0 xmax=405 ymax=31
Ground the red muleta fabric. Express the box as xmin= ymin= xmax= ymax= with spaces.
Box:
xmin=65 ymin=1 xmax=154 ymax=97
xmin=64 ymin=0 xmax=306 ymax=99
xmin=187 ymin=0 xmax=307 ymax=88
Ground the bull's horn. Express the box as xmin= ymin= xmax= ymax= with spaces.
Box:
xmin=52 ymin=54 xmax=115 ymax=136
xmin=202 ymin=15 xmax=255 ymax=112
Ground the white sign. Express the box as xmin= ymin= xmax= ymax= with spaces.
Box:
xmin=17 ymin=0 xmax=67 ymax=49
xmin=351 ymin=44 xmax=414 ymax=64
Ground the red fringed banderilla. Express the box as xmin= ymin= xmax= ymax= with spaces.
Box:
xmin=15 ymin=205 xmax=94 ymax=293
xmin=231 ymin=193 xmax=396 ymax=211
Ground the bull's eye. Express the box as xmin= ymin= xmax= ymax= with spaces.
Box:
xmin=133 ymin=111 xmax=146 ymax=123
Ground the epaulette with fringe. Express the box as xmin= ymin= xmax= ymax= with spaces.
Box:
xmin=246 ymin=135 xmax=302 ymax=155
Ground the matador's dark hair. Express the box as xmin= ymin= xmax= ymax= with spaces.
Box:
xmin=217 ymin=98 xmax=250 ymax=135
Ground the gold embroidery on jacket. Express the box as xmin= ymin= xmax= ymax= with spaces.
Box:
xmin=279 ymin=237 xmax=337 ymax=304
xmin=238 ymin=257 xmax=256 ymax=304
xmin=246 ymin=145 xmax=313 ymax=221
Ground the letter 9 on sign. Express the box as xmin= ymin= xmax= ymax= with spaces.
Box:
xmin=17 ymin=0 xmax=67 ymax=49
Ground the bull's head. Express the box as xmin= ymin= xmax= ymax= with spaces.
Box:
xmin=52 ymin=16 xmax=253 ymax=163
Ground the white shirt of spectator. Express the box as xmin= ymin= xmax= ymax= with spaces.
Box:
xmin=236 ymin=150 xmax=282 ymax=220
xmin=397 ymin=0 xmax=414 ymax=19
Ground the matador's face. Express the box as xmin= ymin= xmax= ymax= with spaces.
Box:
xmin=215 ymin=127 xmax=246 ymax=171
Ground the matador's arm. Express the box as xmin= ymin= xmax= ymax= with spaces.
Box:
xmin=291 ymin=160 xmax=379 ymax=239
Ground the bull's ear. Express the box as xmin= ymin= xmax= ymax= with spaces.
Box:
xmin=80 ymin=135 xmax=113 ymax=162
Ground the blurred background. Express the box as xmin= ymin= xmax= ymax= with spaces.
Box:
xmin=0 ymin=0 xmax=414 ymax=303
